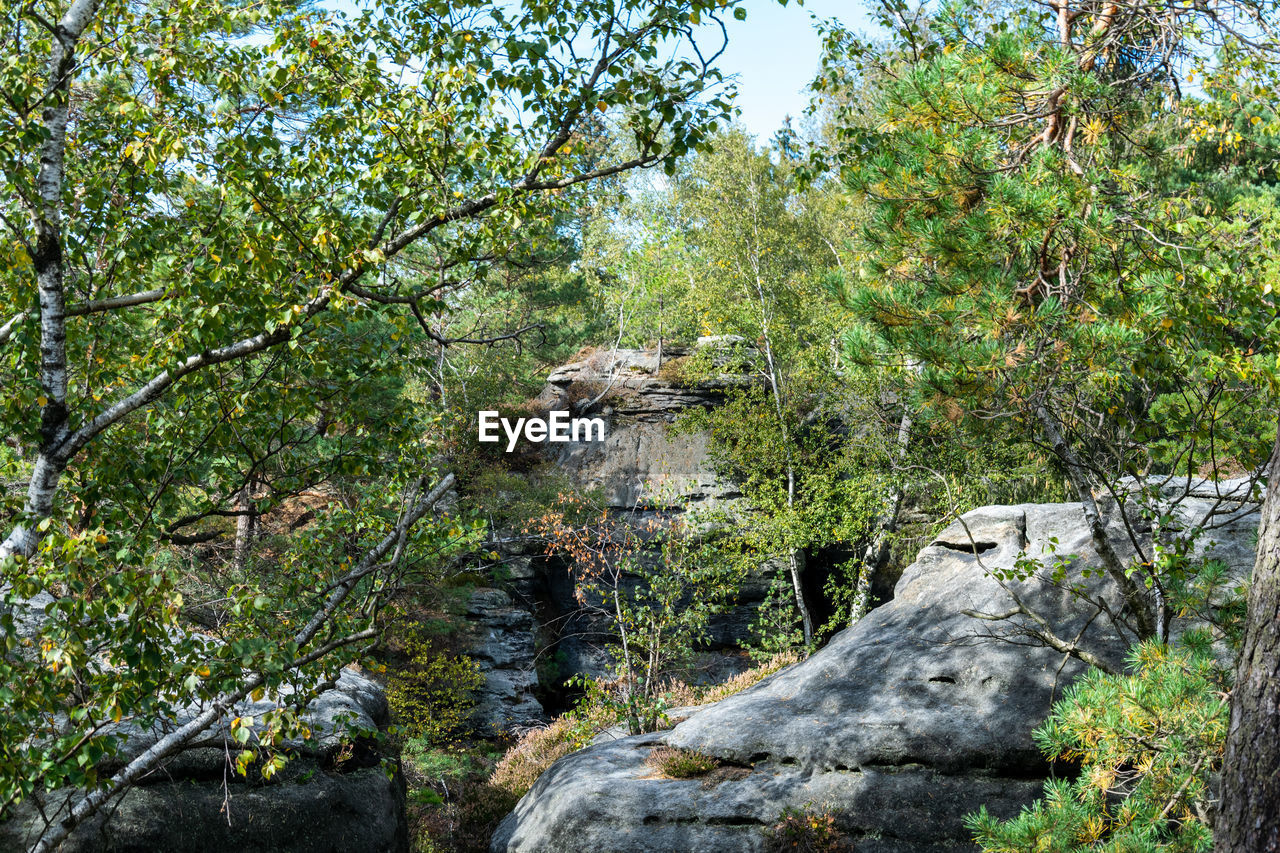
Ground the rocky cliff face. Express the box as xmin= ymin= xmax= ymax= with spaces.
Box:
xmin=467 ymin=344 xmax=773 ymax=720
xmin=466 ymin=587 xmax=546 ymax=733
xmin=537 ymin=346 xmax=746 ymax=511
xmin=491 ymin=485 xmax=1260 ymax=852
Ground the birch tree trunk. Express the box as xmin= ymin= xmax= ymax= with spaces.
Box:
xmin=0 ymin=0 xmax=104 ymax=561
xmin=754 ymin=281 xmax=813 ymax=646
xmin=850 ymin=406 xmax=913 ymax=623
xmin=739 ymin=167 xmax=814 ymax=647
xmin=232 ymin=482 xmax=257 ymax=575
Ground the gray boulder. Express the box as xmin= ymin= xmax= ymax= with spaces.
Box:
xmin=492 ymin=497 xmax=1259 ymax=853
xmin=0 ymin=667 xmax=407 ymax=853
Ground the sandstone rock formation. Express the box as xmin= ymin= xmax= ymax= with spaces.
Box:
xmin=467 ymin=587 xmax=545 ymax=733
xmin=537 ymin=346 xmax=746 ymax=512
xmin=476 ymin=345 xmax=771 ymax=690
xmin=0 ymin=667 xmax=407 ymax=853
xmin=492 ymin=487 xmax=1259 ymax=852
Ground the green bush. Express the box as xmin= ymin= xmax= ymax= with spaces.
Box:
xmin=404 ymin=742 xmax=514 ymax=853
xmin=966 ymin=638 xmax=1228 ymax=852
xmin=387 ymin=640 xmax=484 ymax=744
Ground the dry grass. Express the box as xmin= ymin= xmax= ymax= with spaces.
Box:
xmin=646 ymin=747 xmax=719 ymax=779
xmin=701 ymin=651 xmax=800 ymax=703
xmin=656 ymin=354 xmax=692 ymax=384
xmin=486 ymin=652 xmax=801 ymax=801
xmin=660 ymin=651 xmax=801 ymax=708
xmin=488 ymin=717 xmax=579 ymax=798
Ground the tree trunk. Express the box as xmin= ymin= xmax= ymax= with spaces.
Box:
xmin=232 ymin=482 xmax=256 ymax=574
xmin=1034 ymin=404 xmax=1155 ymax=639
xmin=754 ymin=287 xmax=813 ymax=646
xmin=787 ymin=546 xmax=813 ymax=646
xmin=1217 ymin=424 xmax=1280 ymax=852
xmin=851 ymin=406 xmax=913 ymax=624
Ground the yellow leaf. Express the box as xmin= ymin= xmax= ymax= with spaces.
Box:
xmin=35 ymin=396 xmax=47 ymax=406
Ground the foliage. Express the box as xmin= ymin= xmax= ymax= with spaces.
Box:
xmin=489 ymin=718 xmax=582 ymax=800
xmin=646 ymin=746 xmax=720 ymax=779
xmin=403 ymin=740 xmax=515 ymax=853
xmin=0 ymin=473 xmax=475 ymax=811
xmin=490 ymin=649 xmax=801 ymax=801
xmin=813 ymin=0 xmax=1280 ymax=644
xmin=387 ymin=641 xmax=484 ymax=745
xmin=763 ymin=805 xmax=851 ymax=853
xmin=531 ymin=490 xmax=742 ymax=734
xmin=692 ymin=651 xmax=801 ymax=704
xmin=967 ymin=639 xmax=1229 ymax=852
xmin=0 ymin=0 xmax=750 ymax=843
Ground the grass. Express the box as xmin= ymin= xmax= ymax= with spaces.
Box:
xmin=660 ymin=650 xmax=802 ymax=707
xmin=402 ymin=740 xmax=515 ymax=853
xmin=486 ymin=651 xmax=803 ymax=799
xmin=488 ymin=718 xmax=580 ymax=798
xmin=646 ymin=747 xmax=720 ymax=779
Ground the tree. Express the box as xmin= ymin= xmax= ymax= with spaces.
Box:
xmin=969 ymin=638 xmax=1229 ymax=852
xmin=817 ymin=0 xmax=1280 ymax=654
xmin=0 ymin=0 xmax=748 ymax=848
xmin=669 ymin=129 xmax=846 ymax=645
xmin=809 ymin=0 xmax=1280 ymax=845
xmin=1218 ymin=425 xmax=1280 ymax=851
xmin=533 ymin=491 xmax=740 ymax=735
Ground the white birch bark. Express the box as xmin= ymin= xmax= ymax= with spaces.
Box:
xmin=1 ymin=0 xmax=104 ymax=561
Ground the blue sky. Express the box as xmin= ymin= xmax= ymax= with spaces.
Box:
xmin=321 ymin=0 xmax=880 ymax=142
xmin=710 ymin=0 xmax=878 ymax=141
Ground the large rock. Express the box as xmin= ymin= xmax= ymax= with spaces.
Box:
xmin=481 ymin=346 xmax=771 ymax=689
xmin=467 ymin=588 xmax=545 ymax=734
xmin=492 ymin=494 xmax=1260 ymax=853
xmin=0 ymin=667 xmax=408 ymax=853
xmin=538 ymin=346 xmax=748 ymax=512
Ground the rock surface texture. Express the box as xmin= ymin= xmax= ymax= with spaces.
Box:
xmin=0 ymin=667 xmax=408 ymax=853
xmin=484 ymin=345 xmax=770 ymax=686
xmin=537 ymin=346 xmax=745 ymax=512
xmin=492 ymin=487 xmax=1260 ymax=852
xmin=467 ymin=587 xmax=545 ymax=733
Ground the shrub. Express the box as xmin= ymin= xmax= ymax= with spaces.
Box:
xmin=488 ymin=652 xmax=802 ymax=801
xmin=404 ymin=742 xmax=514 ymax=853
xmin=656 ymin=354 xmax=692 ymax=384
xmin=646 ymin=747 xmax=719 ymax=778
xmin=698 ymin=651 xmax=800 ymax=704
xmin=387 ymin=639 xmax=484 ymax=744
xmin=763 ymin=806 xmax=851 ymax=853
xmin=660 ymin=650 xmax=801 ymax=707
xmin=966 ymin=638 xmax=1228 ymax=852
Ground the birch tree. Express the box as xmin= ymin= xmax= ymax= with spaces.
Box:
xmin=0 ymin=0 xmax=747 ymax=847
